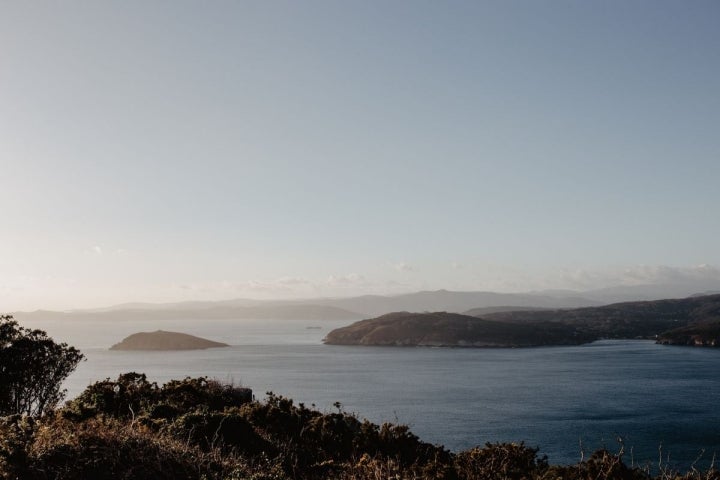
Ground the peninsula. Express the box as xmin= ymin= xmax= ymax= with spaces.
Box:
xmin=323 ymin=311 xmax=594 ymax=347
xmin=110 ymin=330 xmax=229 ymax=351
xmin=324 ymin=294 xmax=720 ymax=348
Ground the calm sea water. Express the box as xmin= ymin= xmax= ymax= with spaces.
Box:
xmin=21 ymin=316 xmax=720 ymax=469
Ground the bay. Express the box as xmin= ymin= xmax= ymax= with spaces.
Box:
xmin=22 ymin=316 xmax=720 ymax=469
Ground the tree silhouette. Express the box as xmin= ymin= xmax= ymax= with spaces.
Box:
xmin=0 ymin=314 xmax=84 ymax=416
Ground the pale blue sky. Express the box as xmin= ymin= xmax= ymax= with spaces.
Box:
xmin=1 ymin=1 xmax=719 ymax=309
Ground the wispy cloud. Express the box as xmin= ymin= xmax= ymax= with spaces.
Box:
xmin=553 ymin=264 xmax=720 ymax=291
xmin=276 ymin=276 xmax=311 ymax=286
xmin=390 ymin=262 xmax=414 ymax=272
xmin=169 ymin=273 xmax=416 ymax=301
xmin=326 ymin=273 xmax=367 ymax=287
xmin=172 ymin=276 xmax=317 ymax=298
xmin=86 ymin=245 xmax=128 ymax=256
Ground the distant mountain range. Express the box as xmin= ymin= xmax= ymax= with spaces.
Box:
xmin=61 ymin=289 xmax=601 ymax=316
xmin=13 ymin=304 xmax=363 ymax=323
xmin=11 ymin=282 xmax=720 ymax=323
xmin=303 ymin=290 xmax=600 ymax=317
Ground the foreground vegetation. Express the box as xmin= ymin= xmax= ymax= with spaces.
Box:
xmin=0 ymin=373 xmax=716 ymax=480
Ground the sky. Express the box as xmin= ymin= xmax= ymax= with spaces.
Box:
xmin=1 ymin=1 xmax=720 ymax=310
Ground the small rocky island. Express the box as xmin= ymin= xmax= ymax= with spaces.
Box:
xmin=110 ymin=330 xmax=229 ymax=351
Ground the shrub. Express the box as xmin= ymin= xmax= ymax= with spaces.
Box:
xmin=64 ymin=374 xmax=252 ymax=421
xmin=166 ymin=408 xmax=272 ymax=455
xmin=63 ymin=372 xmax=158 ymax=420
xmin=0 ymin=315 xmax=84 ymax=416
xmin=539 ymin=449 xmax=650 ymax=480
xmin=26 ymin=416 xmax=247 ymax=480
xmin=454 ymin=442 xmax=548 ymax=480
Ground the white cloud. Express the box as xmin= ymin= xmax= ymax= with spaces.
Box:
xmin=276 ymin=276 xmax=311 ymax=286
xmin=326 ymin=273 xmax=367 ymax=287
xmin=85 ymin=245 xmax=129 ymax=256
xmin=391 ymin=262 xmax=414 ymax=272
xmin=242 ymin=281 xmax=294 ymax=293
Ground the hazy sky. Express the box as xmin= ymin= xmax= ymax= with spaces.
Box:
xmin=2 ymin=1 xmax=720 ymax=310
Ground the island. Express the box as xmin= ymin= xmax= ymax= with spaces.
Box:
xmin=110 ymin=330 xmax=229 ymax=351
xmin=324 ymin=294 xmax=720 ymax=348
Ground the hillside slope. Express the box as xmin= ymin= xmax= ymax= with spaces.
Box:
xmin=481 ymin=294 xmax=720 ymax=339
xmin=325 ymin=295 xmax=720 ymax=347
xmin=323 ymin=311 xmax=593 ymax=347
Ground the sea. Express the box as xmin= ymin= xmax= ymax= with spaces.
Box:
xmin=21 ymin=316 xmax=720 ymax=470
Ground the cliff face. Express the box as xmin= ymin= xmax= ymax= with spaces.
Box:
xmin=110 ymin=330 xmax=229 ymax=351
xmin=323 ymin=312 xmax=593 ymax=347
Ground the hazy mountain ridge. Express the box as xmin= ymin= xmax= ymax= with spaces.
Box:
xmin=307 ymin=290 xmax=601 ymax=317
xmin=11 ymin=290 xmax=601 ymax=322
xmin=12 ymin=284 xmax=720 ymax=323
xmin=74 ymin=290 xmax=603 ymax=317
xmin=463 ymin=306 xmax=554 ymax=316
xmin=13 ymin=304 xmax=363 ymax=322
